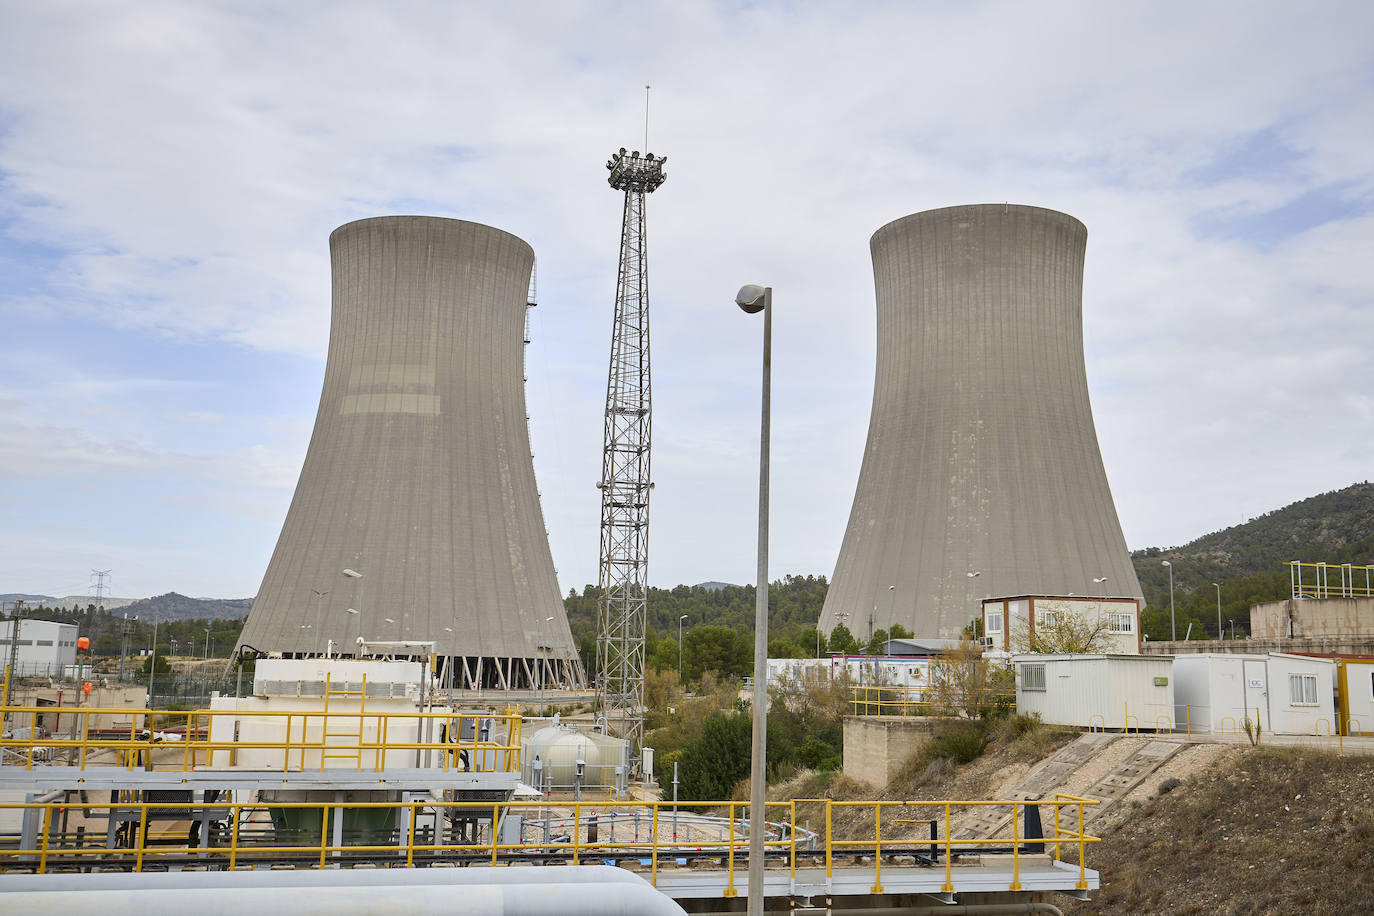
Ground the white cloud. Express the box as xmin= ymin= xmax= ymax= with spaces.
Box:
xmin=1 ymin=2 xmax=1372 ymax=595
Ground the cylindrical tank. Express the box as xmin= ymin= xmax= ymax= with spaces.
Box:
xmin=523 ymin=724 xmax=628 ymax=788
xmin=822 ymin=205 xmax=1143 ymax=640
xmin=235 ymin=217 xmax=582 ymax=688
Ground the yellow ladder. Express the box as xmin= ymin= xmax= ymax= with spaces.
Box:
xmin=319 ymin=673 xmax=368 ymax=771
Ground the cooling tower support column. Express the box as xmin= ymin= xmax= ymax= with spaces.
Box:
xmin=821 ymin=205 xmax=1142 ymax=641
xmin=596 ymin=149 xmax=667 ymax=763
xmin=236 ymin=216 xmax=583 ymax=689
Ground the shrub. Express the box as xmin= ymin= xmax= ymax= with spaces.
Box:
xmin=1157 ymin=777 xmax=1183 ymax=795
xmin=927 ymin=722 xmax=990 ymax=764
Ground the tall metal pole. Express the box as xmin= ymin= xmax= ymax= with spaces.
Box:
xmin=1213 ymin=583 xmax=1222 ymax=640
xmin=745 ymin=286 xmax=772 ymax=916
xmin=678 ymin=614 xmax=687 ymax=684
xmin=596 ymin=148 xmax=666 ymax=767
xmin=1162 ymin=560 xmax=1175 ymax=641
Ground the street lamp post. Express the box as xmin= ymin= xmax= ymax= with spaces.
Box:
xmin=1212 ymin=582 xmax=1222 ymax=640
xmin=343 ymin=565 xmax=365 ymax=650
xmin=346 ymin=608 xmax=361 ymax=651
xmin=736 ymin=282 xmax=771 ymax=916
xmin=1161 ymin=561 xmax=1175 ymax=641
xmin=148 ymin=618 xmax=159 ymax=704
xmin=679 ymin=614 xmax=688 ymax=684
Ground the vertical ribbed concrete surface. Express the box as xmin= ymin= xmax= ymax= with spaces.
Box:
xmin=237 ymin=217 xmax=581 ymax=686
xmin=821 ymin=205 xmax=1141 ymax=641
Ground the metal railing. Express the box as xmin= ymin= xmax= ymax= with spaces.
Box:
xmin=849 ymin=684 xmax=1015 ymax=717
xmin=0 ymin=795 xmax=1101 ymax=894
xmin=0 ymin=704 xmax=522 ymax=774
xmin=1290 ymin=560 xmax=1374 ymax=600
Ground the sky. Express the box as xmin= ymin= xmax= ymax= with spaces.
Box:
xmin=1 ymin=2 xmax=1371 ymax=601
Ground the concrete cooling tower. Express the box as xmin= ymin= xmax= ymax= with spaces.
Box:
xmin=820 ymin=204 xmax=1142 ymax=641
xmin=236 ymin=216 xmax=584 ymax=689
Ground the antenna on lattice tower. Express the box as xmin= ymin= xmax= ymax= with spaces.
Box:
xmin=91 ymin=569 xmax=112 ymax=610
xmin=595 ymin=132 xmax=667 ymax=772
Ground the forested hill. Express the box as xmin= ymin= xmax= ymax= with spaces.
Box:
xmin=1131 ymin=481 xmax=1374 ymax=639
xmin=119 ymin=592 xmax=255 ymax=623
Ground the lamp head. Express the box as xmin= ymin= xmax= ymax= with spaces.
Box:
xmin=735 ymin=284 xmax=767 ymax=314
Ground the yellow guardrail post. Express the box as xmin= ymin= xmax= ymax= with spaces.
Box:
xmin=825 ymin=800 xmax=833 ymax=881
xmin=229 ymin=801 xmax=241 ymax=869
xmin=941 ymin=802 xmax=953 ymax=894
xmin=871 ymin=802 xmax=884 ymax=893
xmin=37 ymin=804 xmax=52 ymax=874
xmin=135 ymin=803 xmax=149 ymax=871
xmin=1076 ymin=799 xmax=1088 ymax=890
xmin=724 ymin=801 xmax=737 ymax=898
xmin=493 ymin=803 xmax=502 ymax=867
xmin=407 ymin=800 xmax=418 ymax=867
xmin=319 ymin=803 xmax=330 ymax=869
xmin=651 ymin=802 xmax=660 ymax=886
xmin=789 ymin=800 xmax=798 ymax=881
xmin=1008 ymin=801 xmax=1021 ymax=891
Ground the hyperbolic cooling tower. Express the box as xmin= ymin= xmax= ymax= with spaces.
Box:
xmin=236 ymin=216 xmax=583 ymax=689
xmin=820 ymin=204 xmax=1142 ymax=641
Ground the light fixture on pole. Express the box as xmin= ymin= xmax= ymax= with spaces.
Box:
xmin=966 ymin=571 xmax=981 ymax=578
xmin=736 ymin=281 xmax=771 ymax=916
xmin=346 ymin=608 xmax=361 ymax=650
xmin=1161 ymin=560 xmax=1175 ymax=641
xmin=679 ymin=614 xmax=688 ymax=683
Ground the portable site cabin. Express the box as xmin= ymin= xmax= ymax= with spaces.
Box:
xmin=1013 ymin=654 xmax=1174 ymax=730
xmin=1335 ymin=658 xmax=1374 ymax=736
xmin=1172 ymin=653 xmax=1337 ymax=736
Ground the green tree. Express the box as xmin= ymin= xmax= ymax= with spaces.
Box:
xmin=828 ymin=623 xmax=859 ymax=654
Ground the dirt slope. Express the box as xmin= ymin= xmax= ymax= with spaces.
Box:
xmin=1065 ymin=746 xmax=1374 ymax=915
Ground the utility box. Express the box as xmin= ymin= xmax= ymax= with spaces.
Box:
xmin=1173 ymin=653 xmax=1336 ymax=736
xmin=1012 ymin=654 xmax=1174 ymax=730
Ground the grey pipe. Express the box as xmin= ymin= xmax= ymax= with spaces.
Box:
xmin=0 ymin=882 xmax=686 ymax=915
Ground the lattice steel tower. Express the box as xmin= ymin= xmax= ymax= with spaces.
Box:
xmin=596 ymin=147 xmax=666 ymax=759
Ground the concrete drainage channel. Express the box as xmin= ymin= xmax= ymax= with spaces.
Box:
xmin=0 ymin=865 xmax=687 ymax=915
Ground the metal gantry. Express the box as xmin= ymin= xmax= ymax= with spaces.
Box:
xmin=596 ymin=148 xmax=666 ymax=763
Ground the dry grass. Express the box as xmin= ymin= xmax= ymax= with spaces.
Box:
xmin=1065 ymin=746 xmax=1374 ymax=915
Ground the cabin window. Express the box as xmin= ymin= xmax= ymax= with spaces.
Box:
xmin=1022 ymin=664 xmax=1047 ymax=691
xmin=1289 ymin=674 xmax=1318 ymax=706
xmin=1039 ymin=611 xmax=1059 ymax=628
xmin=987 ymin=612 xmax=1003 ymax=633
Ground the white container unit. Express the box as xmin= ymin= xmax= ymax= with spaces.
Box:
xmin=1012 ymin=654 xmax=1175 ymax=730
xmin=1172 ymin=653 xmax=1336 ymax=736
xmin=1337 ymin=659 xmax=1374 ymax=736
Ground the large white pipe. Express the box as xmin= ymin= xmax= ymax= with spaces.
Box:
xmin=0 ymin=864 xmax=647 ymax=892
xmin=0 ymin=879 xmax=686 ymax=916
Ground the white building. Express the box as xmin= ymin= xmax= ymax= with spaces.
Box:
xmin=764 ymin=655 xmax=934 ymax=696
xmin=0 ymin=619 xmax=79 ymax=677
xmin=1172 ymin=652 xmax=1337 ymax=736
xmin=1013 ymin=654 xmax=1174 ymax=730
xmin=983 ymin=595 xmax=1141 ymax=661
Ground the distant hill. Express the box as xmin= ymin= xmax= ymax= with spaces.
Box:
xmin=1131 ymin=481 xmax=1374 ymax=638
xmin=117 ymin=592 xmax=253 ymax=623
xmin=1 ymin=593 xmax=56 ymax=605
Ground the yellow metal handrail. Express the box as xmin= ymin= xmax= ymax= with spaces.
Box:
xmin=848 ymin=684 xmax=1016 ymax=718
xmin=0 ymin=795 xmax=1102 ymax=893
xmin=0 ymin=704 xmax=523 ymax=774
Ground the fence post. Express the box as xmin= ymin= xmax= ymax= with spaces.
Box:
xmin=651 ymin=803 xmax=660 ymax=886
